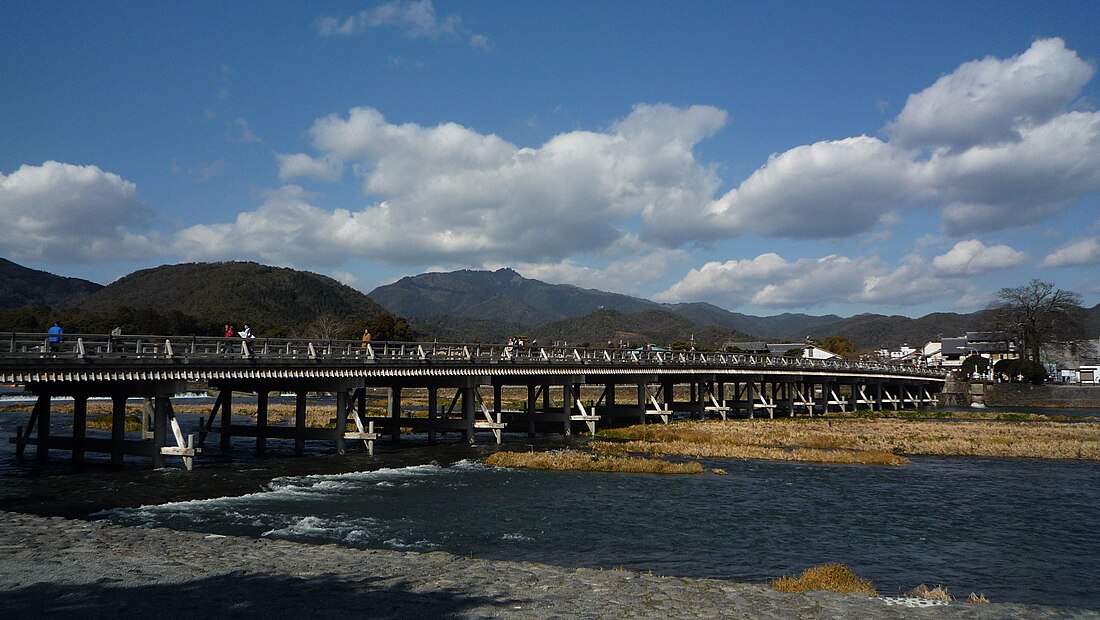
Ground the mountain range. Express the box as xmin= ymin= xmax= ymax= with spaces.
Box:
xmin=367 ymin=267 xmax=1007 ymax=349
xmin=2 ymin=258 xmax=1097 ymax=351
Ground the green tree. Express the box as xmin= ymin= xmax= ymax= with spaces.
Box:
xmin=820 ymin=335 xmax=855 ymax=357
xmin=961 ymin=354 xmax=990 ymax=377
xmin=988 ymin=279 xmax=1085 ymax=363
xmin=993 ymin=358 xmax=1046 ymax=384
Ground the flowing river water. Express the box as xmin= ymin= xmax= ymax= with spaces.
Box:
xmin=0 ymin=398 xmax=1097 ymax=608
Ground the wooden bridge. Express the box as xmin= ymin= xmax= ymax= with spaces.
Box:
xmin=1 ymin=332 xmax=946 ymax=469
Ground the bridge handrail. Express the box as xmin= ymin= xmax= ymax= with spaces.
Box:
xmin=0 ymin=332 xmax=946 ymax=379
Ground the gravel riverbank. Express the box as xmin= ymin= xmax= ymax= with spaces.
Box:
xmin=0 ymin=511 xmax=1094 ymax=619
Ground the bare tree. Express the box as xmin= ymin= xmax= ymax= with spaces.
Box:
xmin=988 ymin=279 xmax=1085 ymax=363
xmin=304 ymin=312 xmax=345 ymax=340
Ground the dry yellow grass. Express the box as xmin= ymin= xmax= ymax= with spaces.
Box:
xmin=772 ymin=563 xmax=877 ymax=596
xmin=485 ymin=449 xmax=705 ymax=474
xmin=968 ymin=592 xmax=990 ymax=604
xmin=598 ymin=418 xmax=1100 ymax=462
xmin=908 ymin=584 xmax=953 ymax=601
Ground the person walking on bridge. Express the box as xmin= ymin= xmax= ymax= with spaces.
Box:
xmin=47 ymin=321 xmax=63 ymax=353
xmin=240 ymin=324 xmax=254 ymax=356
xmin=222 ymin=324 xmax=236 ymax=354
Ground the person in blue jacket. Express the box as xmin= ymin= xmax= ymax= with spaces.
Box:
xmin=47 ymin=321 xmax=64 ymax=352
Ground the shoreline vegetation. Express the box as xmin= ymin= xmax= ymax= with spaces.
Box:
xmin=489 ymin=411 xmax=1100 ymax=472
xmin=769 ymin=562 xmax=990 ymax=603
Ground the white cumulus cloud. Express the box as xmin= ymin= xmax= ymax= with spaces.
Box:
xmin=185 ymin=104 xmax=726 ymax=271
xmin=887 ymin=38 xmax=1094 ymax=151
xmin=698 ymin=136 xmax=919 ymax=241
xmin=276 ymin=153 xmax=343 ymax=182
xmin=1040 ymin=237 xmax=1100 ymax=268
xmin=692 ymin=38 xmax=1100 ymax=241
xmin=0 ymin=161 xmax=158 ymax=263
xmin=657 ymin=251 xmax=970 ymax=310
xmin=930 ymin=239 xmax=1028 ymax=276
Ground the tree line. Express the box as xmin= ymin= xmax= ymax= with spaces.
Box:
xmin=0 ymin=305 xmax=414 ymax=341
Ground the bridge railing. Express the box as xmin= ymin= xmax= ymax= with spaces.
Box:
xmin=1 ymin=332 xmax=945 ymax=378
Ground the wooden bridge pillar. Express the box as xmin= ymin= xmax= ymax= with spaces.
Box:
xmin=151 ymin=396 xmax=169 ymax=468
xmin=72 ymin=395 xmax=87 ymax=463
xmin=746 ymin=382 xmax=756 ymax=419
xmin=111 ymin=395 xmax=126 ymax=467
xmin=390 ymin=387 xmax=403 ymax=443
xmin=35 ymin=394 xmax=50 ymax=462
xmin=461 ymin=386 xmax=475 ymax=443
xmin=526 ymin=385 xmax=537 ymax=436
xmin=335 ymin=389 xmax=349 ymax=454
xmin=256 ymin=390 xmax=268 ymax=453
xmin=294 ymin=391 xmax=307 ymax=455
xmin=561 ymin=383 xmax=573 ymax=436
xmin=693 ymin=382 xmax=705 ymax=419
xmin=428 ymin=387 xmax=438 ymax=443
xmin=780 ymin=380 xmax=794 ymax=417
xmin=219 ymin=391 xmax=233 ymax=452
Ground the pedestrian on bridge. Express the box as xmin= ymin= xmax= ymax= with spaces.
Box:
xmin=47 ymin=321 xmax=63 ymax=352
xmin=222 ymin=324 xmax=236 ymax=354
xmin=240 ymin=324 xmax=254 ymax=356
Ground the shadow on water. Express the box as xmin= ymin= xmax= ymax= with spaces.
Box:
xmin=0 ymin=407 xmax=585 ymax=519
xmin=1 ymin=571 xmax=520 ymax=619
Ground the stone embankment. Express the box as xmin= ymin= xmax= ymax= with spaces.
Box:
xmin=941 ymin=377 xmax=1100 ymax=409
xmin=0 ymin=511 xmax=1093 ymax=619
xmin=983 ymin=384 xmax=1100 ymax=408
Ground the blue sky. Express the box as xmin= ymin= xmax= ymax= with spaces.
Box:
xmin=2 ymin=1 xmax=1099 ymax=317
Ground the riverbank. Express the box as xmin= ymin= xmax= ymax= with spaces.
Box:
xmin=586 ymin=416 xmax=1100 ymax=467
xmin=0 ymin=511 xmax=1090 ymax=619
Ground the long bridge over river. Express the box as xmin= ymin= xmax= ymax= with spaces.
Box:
xmin=1 ymin=332 xmax=946 ymax=469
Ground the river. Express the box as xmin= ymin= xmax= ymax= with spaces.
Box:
xmin=0 ymin=401 xmax=1097 ymax=609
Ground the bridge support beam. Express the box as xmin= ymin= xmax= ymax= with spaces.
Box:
xmin=389 ymin=387 xmax=402 ymax=444
xmin=36 ymin=395 xmax=50 ymax=462
xmin=428 ymin=387 xmax=438 ymax=444
xmin=111 ymin=395 xmax=126 ymax=467
xmin=256 ymin=390 xmax=268 ymax=453
xmin=295 ymin=391 xmax=307 ymax=455
xmin=220 ymin=391 xmax=233 ymax=452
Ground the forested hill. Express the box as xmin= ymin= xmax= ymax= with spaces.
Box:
xmin=798 ymin=312 xmax=988 ymax=351
xmin=533 ymin=308 xmax=754 ymax=349
xmin=0 ymin=257 xmax=102 ymax=309
xmin=78 ymin=262 xmax=394 ymax=337
xmin=366 ymin=267 xmax=999 ymax=349
xmin=369 ymin=268 xmax=660 ymax=327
